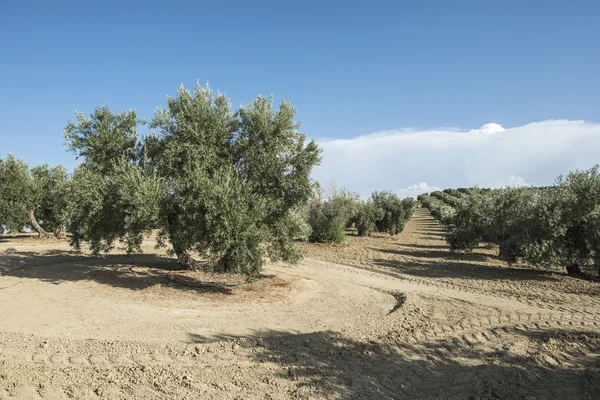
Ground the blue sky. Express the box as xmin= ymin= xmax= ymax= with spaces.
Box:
xmin=1 ymin=0 xmax=599 ymax=193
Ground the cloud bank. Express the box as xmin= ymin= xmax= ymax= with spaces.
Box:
xmin=311 ymin=120 xmax=600 ymax=198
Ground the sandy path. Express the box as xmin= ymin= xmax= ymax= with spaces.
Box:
xmin=0 ymin=208 xmax=599 ymax=399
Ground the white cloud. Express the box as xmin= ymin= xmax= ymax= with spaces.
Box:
xmin=468 ymin=123 xmax=505 ymax=135
xmin=311 ymin=120 xmax=600 ymax=198
xmin=495 ymin=176 xmax=529 ymax=188
xmin=398 ymin=182 xmax=442 ymax=199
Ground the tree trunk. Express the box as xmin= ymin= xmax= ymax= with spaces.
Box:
xmin=173 ymin=246 xmax=201 ymax=271
xmin=165 ymin=203 xmax=201 ymax=271
xmin=566 ymin=263 xmax=583 ymax=276
xmin=54 ymin=224 xmax=67 ymax=239
xmin=29 ymin=210 xmax=52 ymax=238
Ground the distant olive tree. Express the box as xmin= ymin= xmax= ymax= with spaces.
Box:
xmin=353 ymin=200 xmax=383 ymax=237
xmin=64 ymin=83 xmax=321 ymax=278
xmin=371 ymin=191 xmax=411 ymax=235
xmin=306 ymin=183 xmax=359 ymax=243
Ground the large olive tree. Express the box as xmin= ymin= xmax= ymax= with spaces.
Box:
xmin=64 ymin=83 xmax=321 ymax=277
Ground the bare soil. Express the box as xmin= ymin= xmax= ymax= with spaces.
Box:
xmin=1 ymin=208 xmax=599 ymax=399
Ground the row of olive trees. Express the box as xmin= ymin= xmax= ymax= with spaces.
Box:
xmin=419 ymin=168 xmax=600 ymax=276
xmin=0 ymin=155 xmax=70 ymax=238
xmin=306 ymin=183 xmax=414 ymax=243
xmin=417 ymin=193 xmax=456 ymax=225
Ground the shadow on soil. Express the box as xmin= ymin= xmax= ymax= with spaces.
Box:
xmin=372 ymin=256 xmax=563 ymax=283
xmin=0 ymin=233 xmax=40 ymax=243
xmin=373 ymin=246 xmax=491 ymax=262
xmin=187 ymin=328 xmax=600 ymax=399
xmin=415 ymin=232 xmax=446 ymax=239
xmin=401 ymin=243 xmax=452 ymax=250
xmin=0 ymin=250 xmax=235 ymax=295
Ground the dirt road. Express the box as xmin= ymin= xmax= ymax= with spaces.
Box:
xmin=1 ymin=208 xmax=599 ymax=399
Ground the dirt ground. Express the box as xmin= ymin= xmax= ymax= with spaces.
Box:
xmin=1 ymin=207 xmax=599 ymax=399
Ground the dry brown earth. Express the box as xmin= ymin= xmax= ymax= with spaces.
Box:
xmin=0 ymin=207 xmax=599 ymax=399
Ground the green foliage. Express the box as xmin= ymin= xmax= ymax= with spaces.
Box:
xmin=288 ymin=208 xmax=312 ymax=241
xmin=446 ymin=190 xmax=497 ymax=250
xmin=63 ymin=106 xmax=140 ymax=174
xmin=431 ymin=190 xmax=462 ymax=207
xmin=371 ymin=191 xmax=411 ymax=235
xmin=144 ymin=85 xmax=235 ymax=179
xmin=307 ymin=185 xmax=358 ymax=243
xmin=68 ymin=160 xmax=162 ymax=254
xmin=344 ymin=193 xmax=414 ymax=238
xmin=0 ymin=155 xmax=31 ymax=232
xmin=443 ymin=188 xmax=463 ymax=198
xmin=401 ymin=197 xmax=415 ymax=218
xmin=353 ymin=200 xmax=383 ymax=237
xmin=157 ymin=168 xmax=271 ymax=275
xmin=307 ymin=208 xmax=346 ymax=243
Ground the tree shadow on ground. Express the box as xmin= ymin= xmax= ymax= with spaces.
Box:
xmin=372 ymin=257 xmax=563 ymax=283
xmin=187 ymin=328 xmax=600 ymax=399
xmin=372 ymin=246 xmax=491 ymax=262
xmin=0 ymin=233 xmax=41 ymax=243
xmin=414 ymin=231 xmax=446 ymax=239
xmin=401 ymin=243 xmax=451 ymax=250
xmin=345 ymin=231 xmax=394 ymax=240
xmin=415 ymin=222 xmax=443 ymax=228
xmin=0 ymin=250 xmax=234 ymax=295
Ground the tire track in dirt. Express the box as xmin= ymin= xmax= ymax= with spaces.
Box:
xmin=3 ymin=311 xmax=598 ymax=374
xmin=325 ymin=258 xmax=600 ymax=316
xmin=291 ymin=259 xmax=600 ymax=322
xmin=407 ymin=321 xmax=600 ymax=370
xmin=393 ymin=268 xmax=600 ymax=317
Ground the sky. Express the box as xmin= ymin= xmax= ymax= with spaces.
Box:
xmin=1 ymin=0 xmax=599 ymax=197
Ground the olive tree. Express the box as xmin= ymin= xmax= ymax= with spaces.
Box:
xmin=64 ymin=83 xmax=321 ymax=278
xmin=371 ymin=191 xmax=410 ymax=235
xmin=0 ymin=155 xmax=69 ymax=238
xmin=0 ymin=155 xmax=30 ymax=233
xmin=353 ymin=200 xmax=383 ymax=237
xmin=30 ymin=164 xmax=70 ymax=238
xmin=306 ymin=184 xmax=359 ymax=243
